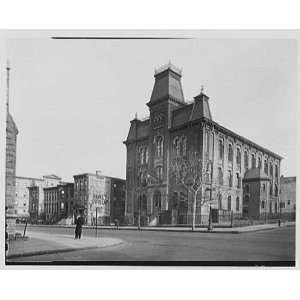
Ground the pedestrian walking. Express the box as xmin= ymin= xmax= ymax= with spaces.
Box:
xmin=75 ymin=215 xmax=83 ymax=239
xmin=114 ymin=218 xmax=119 ymax=230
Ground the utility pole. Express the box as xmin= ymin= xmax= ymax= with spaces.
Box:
xmin=96 ymin=207 xmax=98 ymax=239
xmin=138 ymin=197 xmax=141 ymax=230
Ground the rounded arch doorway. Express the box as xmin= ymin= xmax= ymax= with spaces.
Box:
xmin=153 ymin=190 xmax=161 ymax=212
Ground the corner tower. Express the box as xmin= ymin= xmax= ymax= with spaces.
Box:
xmin=146 ymin=62 xmax=185 ymax=220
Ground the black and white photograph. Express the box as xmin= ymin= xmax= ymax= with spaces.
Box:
xmin=1 ymin=30 xmax=297 ymax=267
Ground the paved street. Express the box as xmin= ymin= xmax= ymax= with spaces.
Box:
xmin=9 ymin=224 xmax=295 ymax=263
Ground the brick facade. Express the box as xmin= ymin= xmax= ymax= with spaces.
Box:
xmin=124 ymin=63 xmax=282 ymax=225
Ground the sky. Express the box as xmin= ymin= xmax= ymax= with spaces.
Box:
xmin=5 ymin=36 xmax=297 ymax=181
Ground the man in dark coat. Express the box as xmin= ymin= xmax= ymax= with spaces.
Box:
xmin=75 ymin=215 xmax=83 ymax=239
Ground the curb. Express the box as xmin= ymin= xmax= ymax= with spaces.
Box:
xmin=21 ymin=223 xmax=295 ymax=234
xmin=6 ymin=239 xmax=123 ymax=259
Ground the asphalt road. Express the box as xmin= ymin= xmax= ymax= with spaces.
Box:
xmin=11 ymin=225 xmax=295 ymax=263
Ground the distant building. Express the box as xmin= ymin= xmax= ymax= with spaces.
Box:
xmin=15 ymin=176 xmax=42 ymax=218
xmin=44 ymin=182 xmax=74 ymax=223
xmin=28 ymin=174 xmax=62 ymax=222
xmin=73 ymin=171 xmax=125 ymax=225
xmin=43 ymin=186 xmax=59 ymax=223
xmin=124 ymin=63 xmax=282 ymax=225
xmin=242 ymin=168 xmax=275 ymax=219
xmin=280 ymin=176 xmax=296 ymax=217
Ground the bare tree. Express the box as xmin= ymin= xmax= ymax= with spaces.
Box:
xmin=171 ymin=151 xmax=212 ymax=231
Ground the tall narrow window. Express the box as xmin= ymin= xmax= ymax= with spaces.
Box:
xmin=236 ymin=173 xmax=241 ymax=188
xmin=275 ymin=184 xmax=278 ymax=197
xmin=156 ymin=136 xmax=163 ymax=157
xmin=275 ymin=165 xmax=278 ymax=179
xmin=227 ymin=196 xmax=232 ymax=211
xmin=218 ymin=194 xmax=222 ymax=210
xmin=218 ymin=167 xmax=223 ymax=185
xmin=156 ymin=166 xmax=163 ymax=181
xmin=270 ymin=163 xmax=273 ymax=180
xmin=264 ymin=160 xmax=268 ymax=175
xmin=144 ymin=147 xmax=148 ymax=164
xmin=236 ymin=197 xmax=240 ymax=211
xmin=228 ymin=170 xmax=233 ymax=187
xmin=236 ymin=148 xmax=241 ymax=166
xmin=251 ymin=154 xmax=256 ymax=169
xmin=258 ymin=157 xmax=262 ymax=169
xmin=219 ymin=140 xmax=224 ymax=161
xmin=244 ymin=151 xmax=248 ymax=170
xmin=228 ymin=144 xmax=233 ymax=163
xmin=174 ymin=138 xmax=180 ymax=157
xmin=205 ymin=131 xmax=210 ymax=153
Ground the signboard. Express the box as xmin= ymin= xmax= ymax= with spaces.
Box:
xmin=89 ymin=177 xmax=111 ymax=217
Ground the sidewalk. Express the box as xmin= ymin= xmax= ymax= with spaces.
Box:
xmin=25 ymin=221 xmax=295 ymax=234
xmin=6 ymin=231 xmax=123 ymax=259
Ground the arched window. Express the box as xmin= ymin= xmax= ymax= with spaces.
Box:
xmin=153 ymin=190 xmax=161 ymax=211
xmin=270 ymin=163 xmax=273 ymax=180
xmin=227 ymin=196 xmax=232 ymax=211
xmin=141 ymin=172 xmax=147 ymax=187
xmin=228 ymin=170 xmax=233 ymax=187
xmin=244 ymin=151 xmax=248 ymax=170
xmin=275 ymin=184 xmax=278 ymax=197
xmin=258 ymin=157 xmax=262 ymax=169
xmin=251 ymin=154 xmax=256 ymax=169
xmin=174 ymin=137 xmax=180 ymax=156
xmin=264 ymin=160 xmax=268 ymax=175
xmin=218 ymin=193 xmax=222 ymax=210
xmin=236 ymin=148 xmax=241 ymax=165
xmin=156 ymin=136 xmax=163 ymax=157
xmin=142 ymin=195 xmax=147 ymax=213
xmin=144 ymin=147 xmax=148 ymax=164
xmin=219 ymin=140 xmax=224 ymax=160
xmin=218 ymin=167 xmax=223 ymax=185
xmin=236 ymin=197 xmax=240 ymax=211
xmin=228 ymin=144 xmax=233 ymax=163
xmin=205 ymin=131 xmax=210 ymax=153
xmin=236 ymin=173 xmax=241 ymax=188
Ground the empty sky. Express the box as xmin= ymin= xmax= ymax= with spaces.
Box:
xmin=6 ymin=35 xmax=297 ymax=181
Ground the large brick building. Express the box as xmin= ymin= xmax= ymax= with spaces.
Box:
xmin=124 ymin=63 xmax=282 ymax=225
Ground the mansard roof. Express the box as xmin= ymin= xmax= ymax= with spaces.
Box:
xmin=148 ymin=62 xmax=185 ymax=106
xmin=171 ymin=92 xmax=212 ymax=127
xmin=125 ymin=118 xmax=150 ymax=143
